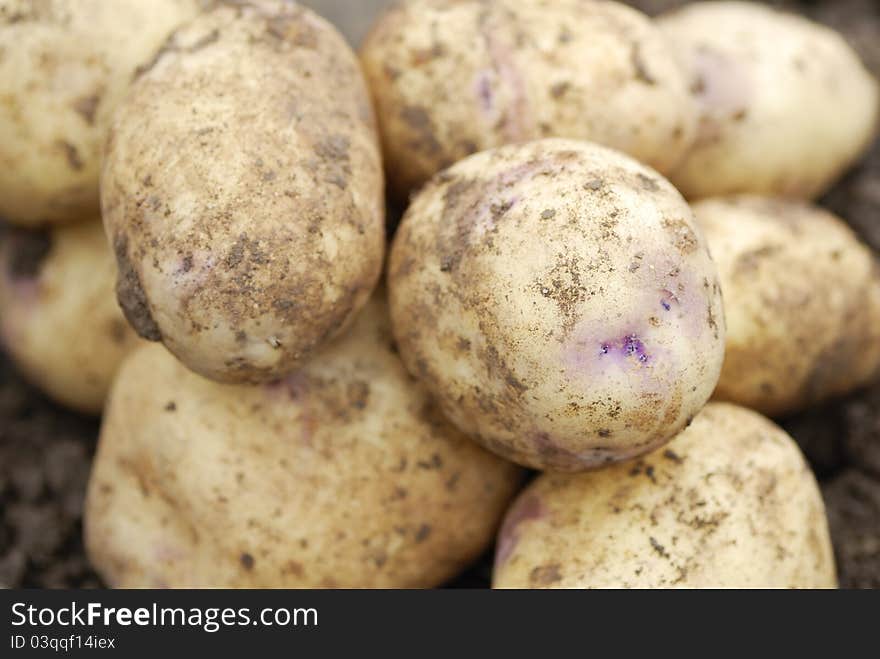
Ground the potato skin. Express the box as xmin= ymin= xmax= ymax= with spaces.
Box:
xmin=388 ymin=139 xmax=725 ymax=471
xmin=0 ymin=0 xmax=205 ymax=227
xmin=658 ymin=1 xmax=880 ymax=200
xmin=84 ymin=294 xmax=522 ymax=588
xmin=493 ymin=402 xmax=837 ymax=588
xmin=0 ymin=221 xmax=140 ymax=415
xmin=102 ymin=0 xmax=385 ymax=383
xmin=361 ymin=0 xmax=697 ymax=197
xmin=693 ymin=196 xmax=880 ymax=418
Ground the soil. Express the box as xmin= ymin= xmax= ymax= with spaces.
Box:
xmin=823 ymin=471 xmax=880 ymax=589
xmin=2 ymin=0 xmax=879 ymax=589
xmin=0 ymin=352 xmax=100 ymax=588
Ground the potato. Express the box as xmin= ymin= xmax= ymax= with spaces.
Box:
xmin=101 ymin=0 xmax=385 ymax=384
xmin=84 ymin=293 xmax=522 ymax=588
xmin=493 ymin=402 xmax=837 ymax=588
xmin=692 ymin=196 xmax=880 ymax=418
xmin=0 ymin=221 xmax=140 ymax=415
xmin=388 ymin=138 xmax=725 ymax=471
xmin=0 ymin=0 xmax=205 ymax=227
xmin=361 ymin=0 xmax=697 ymax=197
xmin=658 ymin=1 xmax=880 ymax=200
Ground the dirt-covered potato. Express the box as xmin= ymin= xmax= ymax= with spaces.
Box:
xmin=693 ymin=196 xmax=880 ymax=418
xmin=102 ymin=0 xmax=385 ymax=384
xmin=388 ymin=139 xmax=725 ymax=472
xmin=84 ymin=294 xmax=522 ymax=588
xmin=0 ymin=221 xmax=140 ymax=415
xmin=493 ymin=402 xmax=837 ymax=588
xmin=658 ymin=1 xmax=880 ymax=200
xmin=0 ymin=0 xmax=206 ymax=227
xmin=361 ymin=0 xmax=697 ymax=197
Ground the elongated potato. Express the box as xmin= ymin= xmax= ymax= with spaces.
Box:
xmin=0 ymin=0 xmax=205 ymax=226
xmin=102 ymin=0 xmax=385 ymax=383
xmin=658 ymin=1 xmax=880 ymax=200
xmin=693 ymin=196 xmax=880 ymax=417
xmin=361 ymin=0 xmax=697 ymax=197
xmin=84 ymin=294 xmax=522 ymax=588
xmin=389 ymin=139 xmax=725 ymax=471
xmin=493 ymin=402 xmax=837 ymax=588
xmin=0 ymin=221 xmax=140 ymax=414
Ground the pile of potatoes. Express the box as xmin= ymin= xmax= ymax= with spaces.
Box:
xmin=1 ymin=0 xmax=878 ymax=588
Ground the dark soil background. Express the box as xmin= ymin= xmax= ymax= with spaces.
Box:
xmin=2 ymin=0 xmax=879 ymax=589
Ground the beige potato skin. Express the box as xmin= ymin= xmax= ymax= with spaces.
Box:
xmin=84 ymin=295 xmax=522 ymax=588
xmin=694 ymin=196 xmax=880 ymax=418
xmin=0 ymin=0 xmax=206 ymax=227
xmin=102 ymin=0 xmax=385 ymax=384
xmin=361 ymin=0 xmax=697 ymax=197
xmin=388 ymin=139 xmax=725 ymax=471
xmin=0 ymin=221 xmax=141 ymax=415
xmin=658 ymin=1 xmax=880 ymax=200
xmin=493 ymin=403 xmax=837 ymax=589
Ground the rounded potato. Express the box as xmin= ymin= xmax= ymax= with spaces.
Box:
xmin=84 ymin=294 xmax=522 ymax=588
xmin=493 ymin=402 xmax=837 ymax=588
xmin=0 ymin=0 xmax=205 ymax=226
xmin=693 ymin=196 xmax=880 ymax=418
xmin=388 ymin=139 xmax=725 ymax=471
xmin=658 ymin=1 xmax=880 ymax=200
xmin=0 ymin=221 xmax=140 ymax=414
xmin=102 ymin=0 xmax=385 ymax=383
xmin=361 ymin=0 xmax=697 ymax=197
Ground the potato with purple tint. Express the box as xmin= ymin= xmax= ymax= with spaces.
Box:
xmin=493 ymin=402 xmax=837 ymax=588
xmin=360 ymin=0 xmax=697 ymax=198
xmin=388 ymin=139 xmax=725 ymax=472
xmin=0 ymin=221 xmax=141 ymax=415
xmin=101 ymin=0 xmax=385 ymax=384
xmin=0 ymin=0 xmax=206 ymax=227
xmin=658 ymin=1 xmax=879 ymax=200
xmin=84 ymin=294 xmax=522 ymax=588
xmin=693 ymin=196 xmax=880 ymax=418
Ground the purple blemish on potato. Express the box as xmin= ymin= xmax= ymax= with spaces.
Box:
xmin=692 ymin=47 xmax=750 ymax=111
xmin=475 ymin=71 xmax=493 ymax=112
xmin=659 ymin=288 xmax=681 ymax=311
xmin=599 ymin=334 xmax=649 ymax=364
xmin=565 ymin=327 xmax=657 ymax=379
xmin=564 ymin=251 xmax=716 ymax=375
xmin=479 ymin=19 xmax=532 ymax=141
xmin=624 ymin=335 xmax=649 ymax=363
xmin=495 ymin=494 xmax=545 ymax=564
xmin=690 ymin=45 xmax=751 ymax=143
